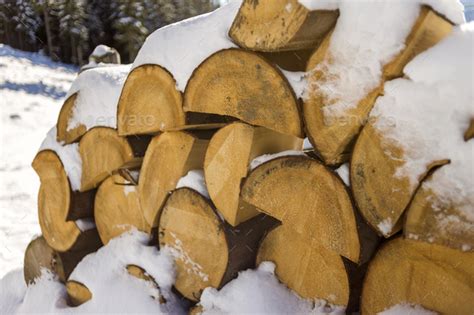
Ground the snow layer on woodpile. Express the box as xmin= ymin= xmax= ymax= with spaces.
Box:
xmin=39 ymin=127 xmax=82 ymax=191
xmin=199 ymin=261 xmax=345 ymax=314
xmin=371 ymin=23 xmax=474 ymax=231
xmin=65 ymin=64 xmax=130 ymax=132
xmin=378 ymin=303 xmax=437 ymax=315
xmin=132 ymin=1 xmax=241 ymax=91
xmin=249 ymin=150 xmax=306 ymax=171
xmin=298 ymin=0 xmax=464 ymax=119
xmin=176 ymin=169 xmax=209 ymax=199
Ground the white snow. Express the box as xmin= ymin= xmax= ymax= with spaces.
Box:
xmin=39 ymin=127 xmax=82 ymax=191
xmin=279 ymin=68 xmax=307 ymax=97
xmin=378 ymin=303 xmax=437 ymax=315
xmin=123 ymin=184 xmax=136 ymax=196
xmin=335 ymin=163 xmax=349 ymax=186
xmin=0 ymin=230 xmax=187 ymax=314
xmin=132 ymin=1 xmax=241 ymax=91
xmin=65 ymin=64 xmax=130 ymax=132
xmin=300 ymin=0 xmax=464 ymax=120
xmin=377 ymin=218 xmax=394 ymax=237
xmin=371 ymin=23 xmax=474 ymax=226
xmin=91 ymin=45 xmax=116 ymax=58
xmin=199 ymin=262 xmax=345 ymax=314
xmin=249 ymin=150 xmax=306 ymax=170
xmin=0 ymin=45 xmax=76 ymax=277
xmin=75 ymin=218 xmax=96 ymax=232
xmin=176 ymin=169 xmax=210 ymax=199
xmin=303 ymin=137 xmax=313 ymax=150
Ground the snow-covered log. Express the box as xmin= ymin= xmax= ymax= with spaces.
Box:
xmin=138 ymin=131 xmax=209 ymax=227
xmin=303 ymin=6 xmax=454 ymax=165
xmin=229 ymin=0 xmax=338 ymax=52
xmin=158 ymin=187 xmax=278 ymax=301
xmin=204 ymin=122 xmax=302 ymax=226
xmin=183 ymin=49 xmax=304 ymax=138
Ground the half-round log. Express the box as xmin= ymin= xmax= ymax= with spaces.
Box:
xmin=204 ymin=122 xmax=302 ymax=226
xmin=229 ymin=0 xmax=338 ymax=52
xmin=241 ymin=155 xmax=378 ymax=264
xmin=303 ymin=7 xmax=453 ymax=165
xmin=183 ymin=48 xmax=303 ymax=138
xmin=361 ymin=237 xmax=474 ymax=315
xmin=67 ymin=280 xmax=92 ymax=306
xmin=95 ymin=174 xmax=151 ymax=245
xmin=257 ymin=225 xmax=368 ymax=310
xmin=351 ymin=123 xmax=449 ymax=238
xmin=32 ymin=150 xmax=101 ymax=252
xmin=159 ymin=188 xmax=277 ymax=301
xmin=79 ymin=127 xmax=135 ymax=192
xmin=117 ymin=65 xmax=185 ymax=136
xmin=56 ymin=93 xmax=85 ymax=144
xmin=139 ymin=131 xmax=208 ymax=227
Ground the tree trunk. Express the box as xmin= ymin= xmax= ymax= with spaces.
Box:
xmin=43 ymin=3 xmax=54 ymax=60
xmin=158 ymin=187 xmax=278 ymax=301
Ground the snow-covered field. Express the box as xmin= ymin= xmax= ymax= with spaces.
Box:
xmin=0 ymin=45 xmax=77 ymax=278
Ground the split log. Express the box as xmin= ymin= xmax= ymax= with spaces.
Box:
xmin=139 ymin=131 xmax=209 ymax=227
xmin=183 ymin=48 xmax=303 ymax=138
xmin=32 ymin=150 xmax=102 ymax=252
xmin=79 ymin=127 xmax=136 ymax=191
xmin=241 ymin=155 xmax=379 ymax=264
xmin=361 ymin=237 xmax=474 ymax=315
xmin=158 ymin=187 xmax=278 ymax=301
xmin=204 ymin=122 xmax=303 ymax=226
xmin=117 ymin=65 xmax=185 ymax=136
xmin=257 ymin=225 xmax=366 ymax=311
xmin=229 ymin=0 xmax=338 ymax=52
xmin=66 ymin=280 xmax=92 ymax=306
xmin=351 ymin=123 xmax=450 ymax=238
xmin=405 ymin=174 xmax=474 ymax=251
xmin=303 ymin=7 xmax=453 ymax=165
xmin=56 ymin=93 xmax=83 ymax=144
xmin=95 ymin=174 xmax=151 ymax=245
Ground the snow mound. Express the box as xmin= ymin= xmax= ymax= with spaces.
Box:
xmin=371 ymin=23 xmax=474 ymax=222
xmin=65 ymin=64 xmax=130 ymax=132
xmin=39 ymin=127 xmax=82 ymax=191
xmin=378 ymin=303 xmax=437 ymax=315
xmin=301 ymin=0 xmax=464 ymax=119
xmin=250 ymin=150 xmax=306 ymax=171
xmin=132 ymin=1 xmax=241 ymax=91
xmin=91 ymin=45 xmax=116 ymax=58
xmin=176 ymin=170 xmax=209 ymax=198
xmin=199 ymin=262 xmax=345 ymax=314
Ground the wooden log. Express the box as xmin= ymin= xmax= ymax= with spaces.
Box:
xmin=158 ymin=187 xmax=278 ymax=301
xmin=257 ymin=225 xmax=367 ymax=311
xmin=303 ymin=7 xmax=453 ymax=165
xmin=351 ymin=123 xmax=450 ymax=238
xmin=204 ymin=122 xmax=302 ymax=226
xmin=241 ymin=155 xmax=379 ymax=264
xmin=361 ymin=238 xmax=474 ymax=315
xmin=95 ymin=174 xmax=151 ymax=245
xmin=66 ymin=280 xmax=92 ymax=306
xmin=24 ymin=236 xmax=97 ymax=285
xmin=229 ymin=0 xmax=338 ymax=52
xmin=32 ymin=150 xmax=102 ymax=252
xmin=79 ymin=127 xmax=136 ymax=192
xmin=117 ymin=65 xmax=185 ymax=136
xmin=56 ymin=93 xmax=84 ymax=144
xmin=405 ymin=173 xmax=474 ymax=251
xmin=139 ymin=131 xmax=209 ymax=227
xmin=183 ymin=48 xmax=303 ymax=138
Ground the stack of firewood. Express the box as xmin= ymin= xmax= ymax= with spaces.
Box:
xmin=24 ymin=1 xmax=473 ymax=314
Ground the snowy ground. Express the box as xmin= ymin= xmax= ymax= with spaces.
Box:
xmin=0 ymin=44 xmax=77 ymax=278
